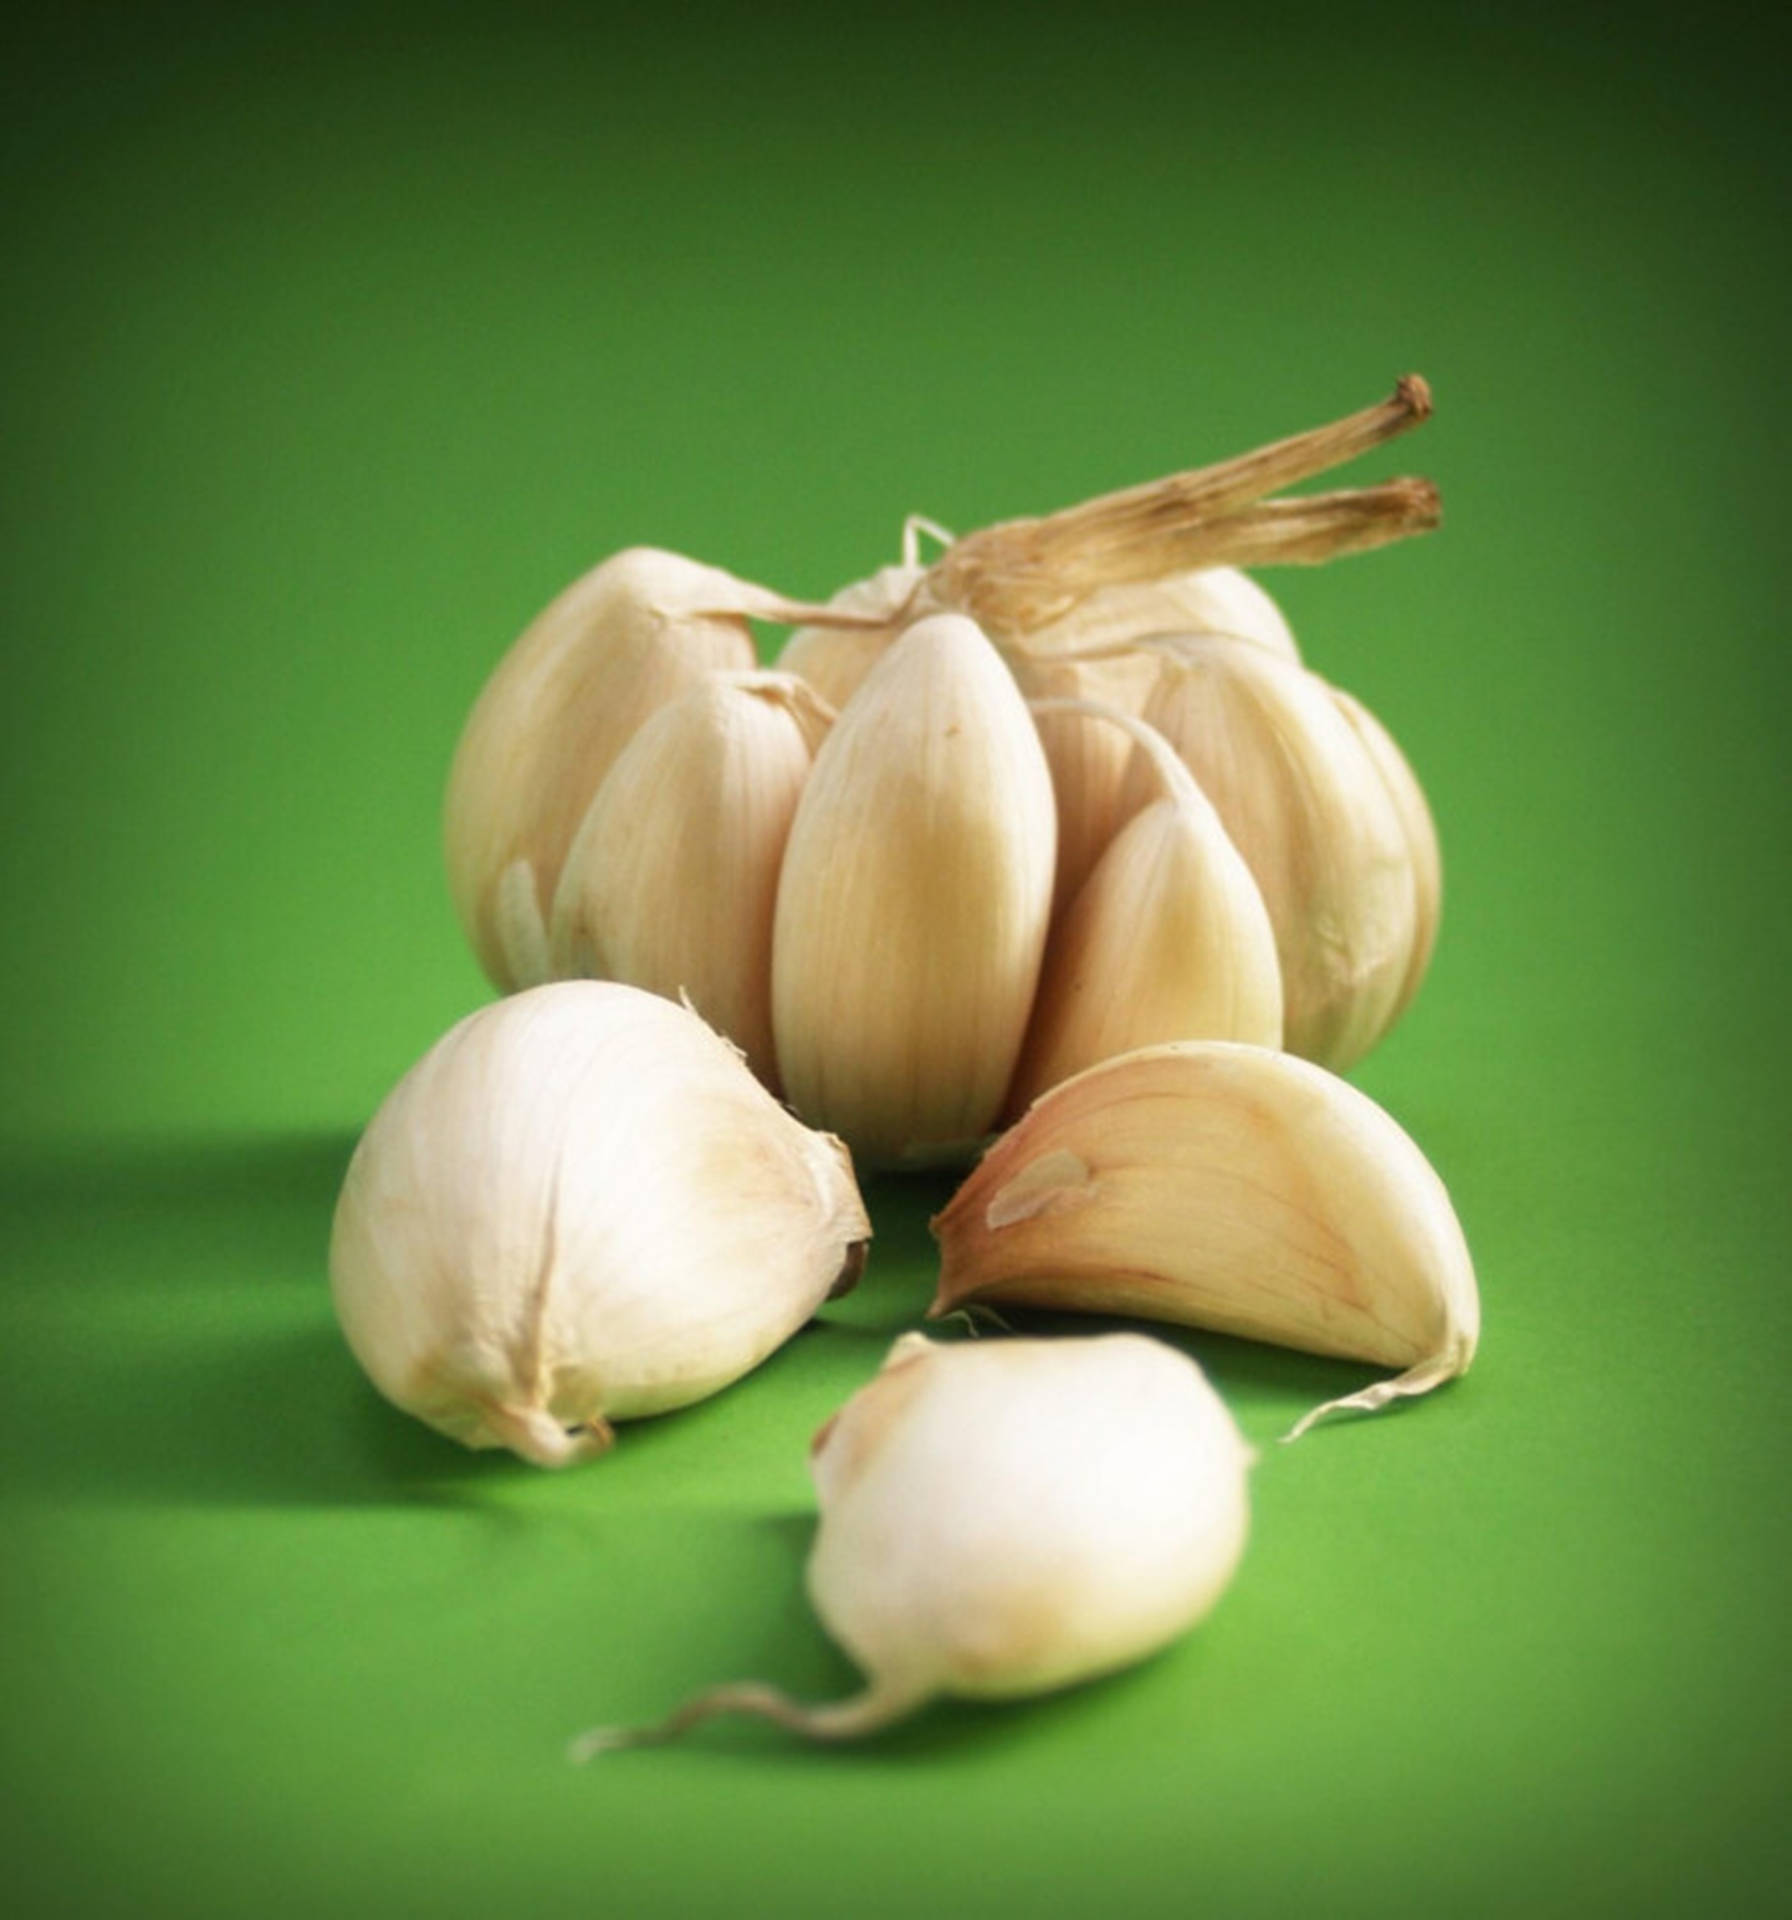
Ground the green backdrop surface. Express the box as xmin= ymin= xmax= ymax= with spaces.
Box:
xmin=4 ymin=5 xmax=1788 ymax=1916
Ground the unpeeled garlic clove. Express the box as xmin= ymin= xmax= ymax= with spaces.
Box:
xmin=1127 ymin=636 xmax=1418 ymax=1071
xmin=1329 ymin=685 xmax=1442 ymax=1025
xmin=771 ymin=612 xmax=1056 ymax=1166
xmin=444 ymin=547 xmax=872 ymax=992
xmin=329 ymin=981 xmax=870 ymax=1466
xmin=570 ymin=1331 xmax=1252 ymax=1751
xmin=1005 ymin=701 xmax=1282 ymax=1114
xmin=547 ymin=671 xmax=833 ymax=1090
xmin=777 ymin=562 xmax=925 ymax=710
xmin=931 ymin=1041 xmax=1479 ymax=1438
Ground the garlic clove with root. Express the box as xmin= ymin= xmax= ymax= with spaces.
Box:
xmin=329 ymin=981 xmax=870 ymax=1466
xmin=571 ymin=1331 xmax=1252 ymax=1752
xmin=1005 ymin=700 xmax=1282 ymax=1114
xmin=444 ymin=547 xmax=875 ymax=993
xmin=771 ymin=612 xmax=1056 ymax=1167
xmin=931 ymin=1041 xmax=1479 ymax=1439
xmin=1128 ymin=636 xmax=1418 ymax=1072
xmin=547 ymin=671 xmax=833 ymax=1091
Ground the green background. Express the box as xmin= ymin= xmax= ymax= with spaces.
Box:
xmin=4 ymin=3 xmax=1787 ymax=1914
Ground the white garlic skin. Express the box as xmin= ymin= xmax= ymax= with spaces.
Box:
xmin=806 ymin=1333 xmax=1252 ymax=1707
xmin=329 ymin=981 xmax=869 ymax=1466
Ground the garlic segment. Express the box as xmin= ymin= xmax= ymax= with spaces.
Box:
xmin=778 ymin=563 xmax=924 ymax=709
xmin=547 ymin=671 xmax=832 ymax=1090
xmin=931 ymin=1041 xmax=1479 ymax=1438
xmin=329 ymin=981 xmax=870 ymax=1466
xmin=444 ymin=547 xmax=869 ymax=992
xmin=1329 ymin=686 xmax=1442 ymax=1024
xmin=771 ymin=612 xmax=1056 ymax=1166
xmin=1129 ymin=636 xmax=1417 ymax=1071
xmin=1006 ymin=701 xmax=1282 ymax=1114
xmin=571 ymin=1332 xmax=1252 ymax=1751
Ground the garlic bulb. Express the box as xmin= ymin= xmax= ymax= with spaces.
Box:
xmin=1006 ymin=701 xmax=1282 ymax=1113
xmin=444 ymin=547 xmax=870 ymax=992
xmin=548 ymin=671 xmax=833 ymax=1090
xmin=771 ymin=612 xmax=1056 ymax=1166
xmin=932 ymin=1041 xmax=1479 ymax=1438
xmin=571 ymin=1331 xmax=1252 ymax=1751
xmin=329 ymin=981 xmax=870 ymax=1466
xmin=1128 ymin=636 xmax=1419 ymax=1071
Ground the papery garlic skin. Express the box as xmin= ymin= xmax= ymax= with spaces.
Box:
xmin=570 ymin=1331 xmax=1252 ymax=1751
xmin=1131 ymin=636 xmax=1417 ymax=1072
xmin=771 ymin=613 xmax=1056 ymax=1166
xmin=1006 ymin=702 xmax=1282 ymax=1113
xmin=548 ymin=672 xmax=832 ymax=1090
xmin=329 ymin=981 xmax=870 ymax=1467
xmin=932 ymin=1041 xmax=1479 ymax=1437
xmin=778 ymin=564 xmax=924 ymax=709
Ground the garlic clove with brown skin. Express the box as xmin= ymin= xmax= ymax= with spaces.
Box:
xmin=570 ymin=1331 xmax=1253 ymax=1752
xmin=1329 ymin=685 xmax=1442 ymax=1026
xmin=1004 ymin=701 xmax=1282 ymax=1114
xmin=329 ymin=981 xmax=870 ymax=1466
xmin=547 ymin=671 xmax=833 ymax=1091
xmin=1126 ymin=635 xmax=1418 ymax=1072
xmin=771 ymin=612 xmax=1056 ymax=1167
xmin=443 ymin=547 xmax=877 ymax=993
xmin=931 ymin=1041 xmax=1479 ymax=1438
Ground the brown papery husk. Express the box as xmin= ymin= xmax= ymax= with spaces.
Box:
xmin=931 ymin=1041 xmax=1479 ymax=1438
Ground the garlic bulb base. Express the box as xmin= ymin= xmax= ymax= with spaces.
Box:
xmin=567 ymin=1678 xmax=929 ymax=1759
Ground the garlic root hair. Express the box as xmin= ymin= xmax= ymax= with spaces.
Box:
xmin=566 ymin=1679 xmax=928 ymax=1759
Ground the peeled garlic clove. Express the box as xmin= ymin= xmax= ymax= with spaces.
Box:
xmin=1006 ymin=702 xmax=1281 ymax=1113
xmin=547 ymin=672 xmax=832 ymax=1090
xmin=777 ymin=562 xmax=924 ymax=709
xmin=1129 ymin=635 xmax=1417 ymax=1072
xmin=444 ymin=547 xmax=866 ymax=993
xmin=1329 ymin=685 xmax=1442 ymax=1026
xmin=932 ymin=1041 xmax=1479 ymax=1438
xmin=571 ymin=1331 xmax=1252 ymax=1751
xmin=772 ymin=612 xmax=1056 ymax=1166
xmin=329 ymin=981 xmax=870 ymax=1466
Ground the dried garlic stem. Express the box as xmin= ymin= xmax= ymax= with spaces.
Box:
xmin=930 ymin=378 xmax=1433 ymax=630
xmin=568 ymin=1680 xmax=926 ymax=1760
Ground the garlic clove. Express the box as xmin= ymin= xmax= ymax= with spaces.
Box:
xmin=444 ymin=547 xmax=873 ymax=992
xmin=1329 ymin=684 xmax=1442 ymax=1028
xmin=771 ymin=612 xmax=1056 ymax=1167
xmin=571 ymin=1330 xmax=1252 ymax=1751
xmin=1005 ymin=702 xmax=1282 ymax=1113
xmin=776 ymin=562 xmax=925 ymax=710
xmin=931 ymin=1041 xmax=1479 ymax=1438
xmin=329 ymin=981 xmax=870 ymax=1465
xmin=1128 ymin=635 xmax=1417 ymax=1072
xmin=547 ymin=671 xmax=833 ymax=1090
